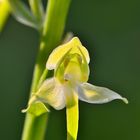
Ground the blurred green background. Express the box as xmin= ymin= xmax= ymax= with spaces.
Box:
xmin=0 ymin=0 xmax=140 ymax=140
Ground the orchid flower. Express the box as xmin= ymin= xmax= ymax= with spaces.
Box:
xmin=23 ymin=37 xmax=128 ymax=140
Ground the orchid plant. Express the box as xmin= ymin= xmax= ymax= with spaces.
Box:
xmin=0 ymin=0 xmax=128 ymax=140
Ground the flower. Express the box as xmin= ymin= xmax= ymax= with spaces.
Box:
xmin=23 ymin=37 xmax=128 ymax=115
xmin=22 ymin=37 xmax=128 ymax=140
xmin=41 ymin=37 xmax=128 ymax=107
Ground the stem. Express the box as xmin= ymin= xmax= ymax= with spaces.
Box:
xmin=21 ymin=0 xmax=71 ymax=140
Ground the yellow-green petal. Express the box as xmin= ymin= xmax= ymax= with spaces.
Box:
xmin=66 ymin=92 xmax=79 ymax=140
xmin=63 ymin=54 xmax=83 ymax=82
xmin=46 ymin=37 xmax=90 ymax=70
xmin=0 ymin=0 xmax=10 ymax=31
xmin=78 ymin=47 xmax=90 ymax=82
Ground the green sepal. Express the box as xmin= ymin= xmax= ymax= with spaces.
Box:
xmin=63 ymin=53 xmax=83 ymax=82
xmin=22 ymin=101 xmax=49 ymax=116
xmin=54 ymin=48 xmax=72 ymax=82
xmin=78 ymin=47 xmax=90 ymax=82
xmin=46 ymin=37 xmax=90 ymax=70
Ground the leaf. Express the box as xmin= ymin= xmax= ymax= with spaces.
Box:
xmin=0 ymin=0 xmax=10 ymax=31
xmin=8 ymin=0 xmax=40 ymax=29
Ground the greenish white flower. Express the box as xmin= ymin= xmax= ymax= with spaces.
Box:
xmin=22 ymin=37 xmax=128 ymax=140
xmin=23 ymin=37 xmax=128 ymax=115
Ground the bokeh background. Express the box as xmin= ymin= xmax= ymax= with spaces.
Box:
xmin=0 ymin=0 xmax=140 ymax=140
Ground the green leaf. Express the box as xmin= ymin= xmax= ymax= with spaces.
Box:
xmin=8 ymin=0 xmax=40 ymax=29
xmin=66 ymin=93 xmax=79 ymax=140
xmin=0 ymin=0 xmax=10 ymax=32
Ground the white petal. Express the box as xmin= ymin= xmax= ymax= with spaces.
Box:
xmin=78 ymin=83 xmax=128 ymax=104
xmin=63 ymin=84 xmax=77 ymax=108
xmin=36 ymin=78 xmax=66 ymax=110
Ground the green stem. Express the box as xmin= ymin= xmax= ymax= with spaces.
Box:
xmin=21 ymin=0 xmax=71 ymax=140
